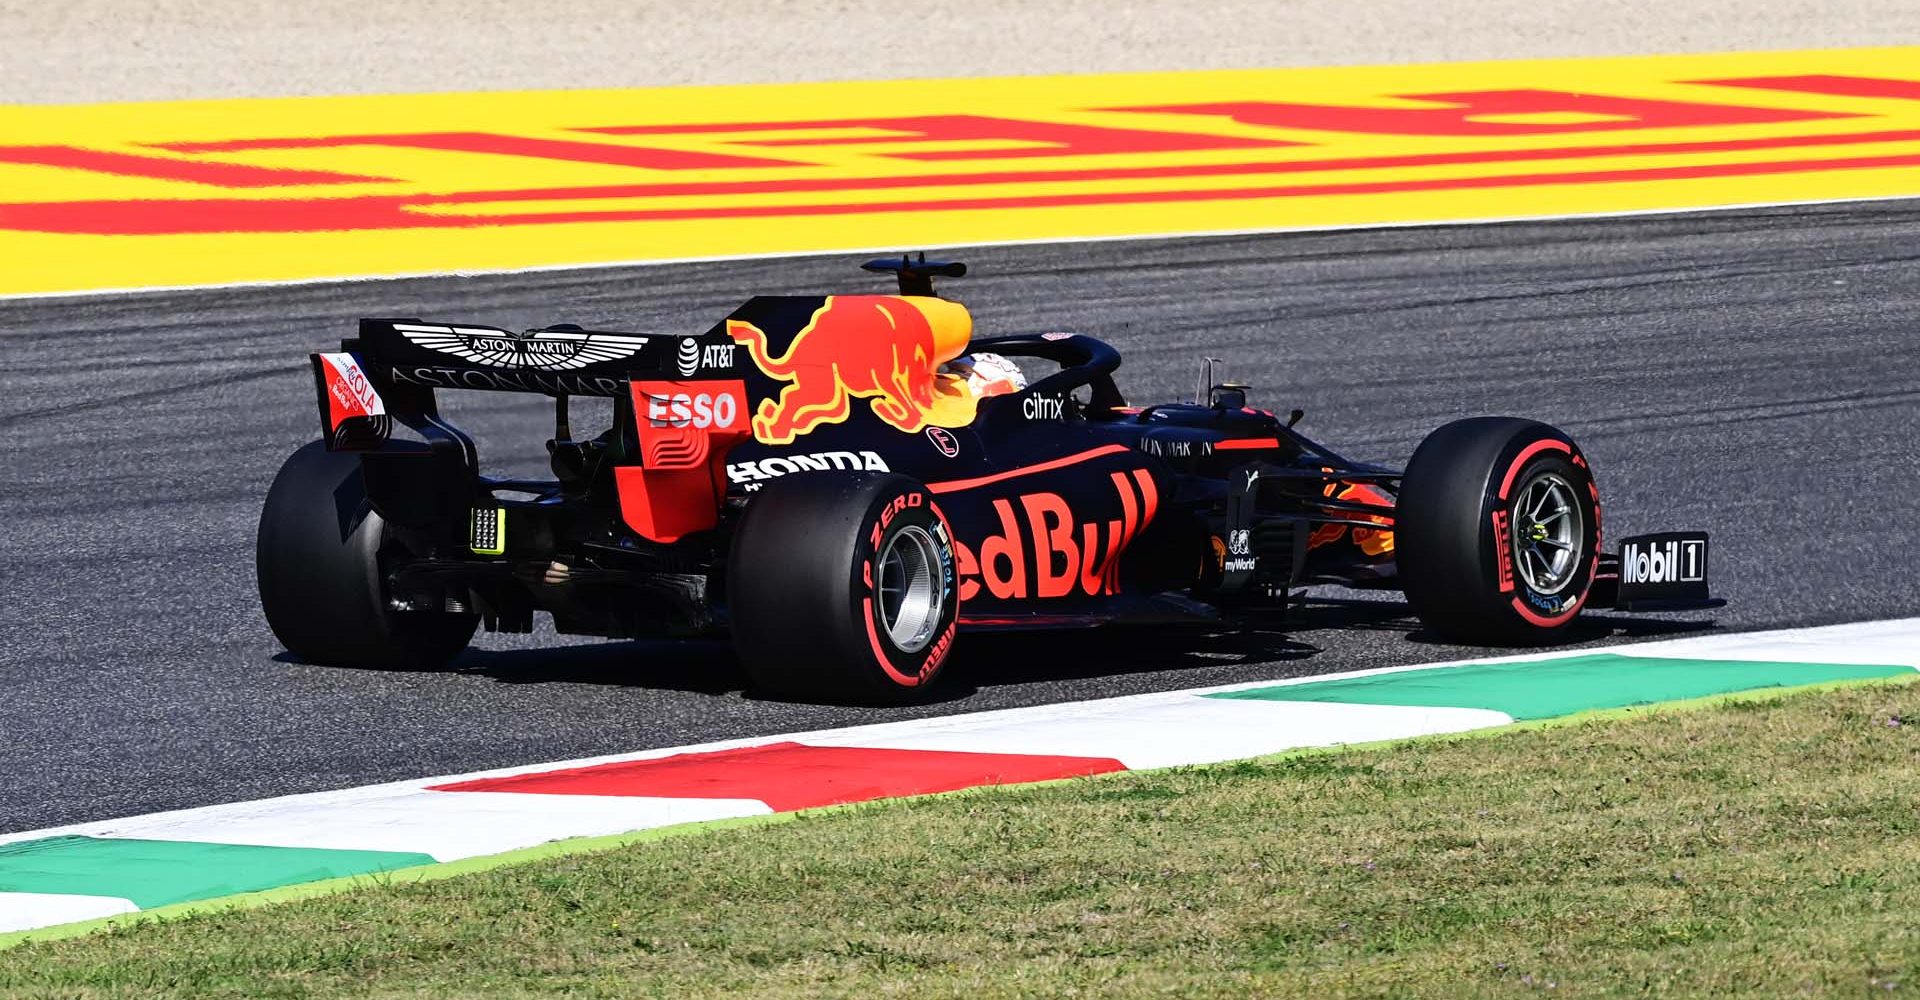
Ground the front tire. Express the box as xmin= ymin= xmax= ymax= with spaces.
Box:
xmin=1396 ymin=417 xmax=1600 ymax=645
xmin=256 ymin=441 xmax=477 ymax=669
xmin=728 ymin=473 xmax=960 ymax=705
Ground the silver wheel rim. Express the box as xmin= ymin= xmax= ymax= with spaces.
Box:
xmin=876 ymin=524 xmax=945 ymax=653
xmin=1510 ymin=471 xmax=1583 ymax=595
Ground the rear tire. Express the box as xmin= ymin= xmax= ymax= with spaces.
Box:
xmin=729 ymin=473 xmax=959 ymax=705
xmin=256 ymin=441 xmax=477 ymax=669
xmin=1396 ymin=417 xmax=1600 ymax=645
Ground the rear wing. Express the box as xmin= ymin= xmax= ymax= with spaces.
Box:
xmin=347 ymin=318 xmax=693 ymax=397
xmin=311 ymin=318 xmax=747 ymax=445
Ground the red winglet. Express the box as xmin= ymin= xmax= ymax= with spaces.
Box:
xmin=619 ymin=380 xmax=750 ymax=542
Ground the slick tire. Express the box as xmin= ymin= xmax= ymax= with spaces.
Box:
xmin=256 ymin=441 xmax=478 ymax=670
xmin=1396 ymin=417 xmax=1600 ymax=645
xmin=729 ymin=472 xmax=960 ymax=705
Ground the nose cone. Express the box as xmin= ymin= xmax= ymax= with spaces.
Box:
xmin=907 ymin=296 xmax=973 ymax=365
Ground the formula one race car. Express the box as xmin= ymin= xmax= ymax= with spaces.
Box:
xmin=259 ymin=256 xmax=1721 ymax=704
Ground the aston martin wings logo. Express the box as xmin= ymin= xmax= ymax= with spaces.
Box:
xmin=394 ymin=323 xmax=650 ymax=371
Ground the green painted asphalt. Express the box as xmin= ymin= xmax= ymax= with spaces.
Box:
xmin=1208 ymin=654 xmax=1913 ymax=720
xmin=0 ymin=836 xmax=434 ymax=909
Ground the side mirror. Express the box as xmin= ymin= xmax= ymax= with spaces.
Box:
xmin=1209 ymin=382 xmax=1251 ymax=410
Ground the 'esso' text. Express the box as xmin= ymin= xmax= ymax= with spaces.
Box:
xmin=647 ymin=391 xmax=738 ymax=429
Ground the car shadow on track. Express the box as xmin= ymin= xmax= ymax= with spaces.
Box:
xmin=1404 ymin=613 xmax=1720 ymax=647
xmin=1292 ymin=595 xmax=1720 ymax=646
xmin=433 ymin=596 xmax=1396 ymax=699
xmin=453 ymin=640 xmax=748 ymax=695
xmin=435 ymin=626 xmax=1323 ymax=705
xmin=280 ymin=595 xmax=1720 ymax=700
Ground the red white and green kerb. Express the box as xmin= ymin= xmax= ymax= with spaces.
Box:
xmin=4 ymin=618 xmax=1916 ymax=939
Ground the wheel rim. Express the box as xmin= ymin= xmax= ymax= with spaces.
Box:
xmin=875 ymin=524 xmax=945 ymax=653
xmin=1509 ymin=471 xmax=1584 ymax=595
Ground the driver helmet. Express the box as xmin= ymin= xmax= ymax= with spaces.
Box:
xmin=943 ymin=352 xmax=1027 ymax=397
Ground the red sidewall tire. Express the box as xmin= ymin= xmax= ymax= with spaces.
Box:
xmin=729 ymin=472 xmax=959 ymax=705
xmin=855 ymin=494 xmax=961 ymax=691
xmin=1496 ymin=450 xmax=1600 ymax=629
xmin=1397 ymin=418 xmax=1600 ymax=645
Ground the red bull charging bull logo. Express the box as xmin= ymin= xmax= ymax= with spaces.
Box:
xmin=726 ymin=295 xmax=978 ymax=445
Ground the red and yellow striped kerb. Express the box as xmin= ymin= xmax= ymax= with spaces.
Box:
xmin=3 ymin=47 xmax=1919 ymax=295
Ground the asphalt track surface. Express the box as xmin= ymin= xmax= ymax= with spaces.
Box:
xmin=3 ymin=200 xmax=1918 ymax=833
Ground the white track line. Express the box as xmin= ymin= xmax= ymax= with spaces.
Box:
xmin=0 ymin=894 xmax=137 ymax=934
xmin=805 ymin=699 xmax=1513 ymax=767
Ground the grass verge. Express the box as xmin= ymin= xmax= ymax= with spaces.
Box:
xmin=3 ymin=680 xmax=1918 ymax=998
